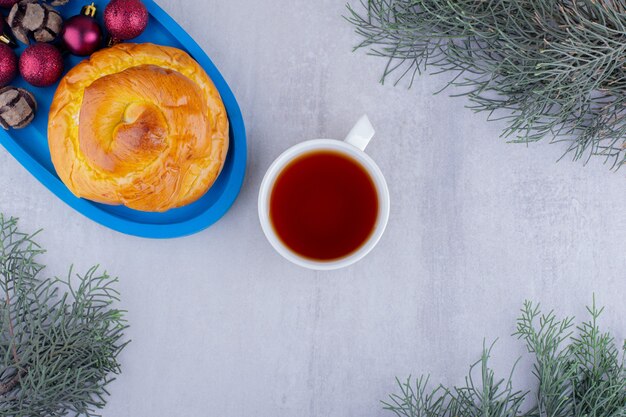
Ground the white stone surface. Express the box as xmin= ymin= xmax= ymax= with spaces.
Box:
xmin=0 ymin=0 xmax=624 ymax=415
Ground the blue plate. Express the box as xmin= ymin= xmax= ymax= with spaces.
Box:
xmin=0 ymin=0 xmax=247 ymax=238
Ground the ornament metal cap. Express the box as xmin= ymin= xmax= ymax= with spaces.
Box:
xmin=106 ymin=36 xmax=120 ymax=47
xmin=0 ymin=33 xmax=17 ymax=48
xmin=81 ymin=2 xmax=97 ymax=18
xmin=0 ymin=17 xmax=17 ymax=48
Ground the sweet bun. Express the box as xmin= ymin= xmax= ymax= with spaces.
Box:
xmin=48 ymin=43 xmax=229 ymax=212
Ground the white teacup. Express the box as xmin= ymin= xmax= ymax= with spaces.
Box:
xmin=258 ymin=115 xmax=390 ymax=270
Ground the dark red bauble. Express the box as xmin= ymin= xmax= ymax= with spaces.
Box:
xmin=104 ymin=0 xmax=148 ymax=41
xmin=19 ymin=43 xmax=63 ymax=87
xmin=61 ymin=15 xmax=103 ymax=56
xmin=0 ymin=0 xmax=17 ymax=9
xmin=0 ymin=44 xmax=17 ymax=86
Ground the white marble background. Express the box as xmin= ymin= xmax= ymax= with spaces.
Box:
xmin=0 ymin=0 xmax=624 ymax=416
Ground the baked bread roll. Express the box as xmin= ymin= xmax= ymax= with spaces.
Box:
xmin=48 ymin=43 xmax=229 ymax=212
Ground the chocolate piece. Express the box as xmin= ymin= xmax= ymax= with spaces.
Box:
xmin=8 ymin=1 xmax=62 ymax=44
xmin=0 ymin=86 xmax=37 ymax=129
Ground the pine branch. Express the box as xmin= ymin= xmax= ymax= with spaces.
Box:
xmin=0 ymin=370 xmax=25 ymax=397
xmin=384 ymin=299 xmax=626 ymax=417
xmin=0 ymin=214 xmax=129 ymax=417
xmin=346 ymin=0 xmax=626 ymax=169
xmin=383 ymin=341 xmax=528 ymax=417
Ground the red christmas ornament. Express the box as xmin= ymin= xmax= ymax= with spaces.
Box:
xmin=0 ymin=44 xmax=17 ymax=86
xmin=19 ymin=43 xmax=63 ymax=87
xmin=104 ymin=0 xmax=148 ymax=41
xmin=0 ymin=0 xmax=17 ymax=9
xmin=61 ymin=3 xmax=103 ymax=56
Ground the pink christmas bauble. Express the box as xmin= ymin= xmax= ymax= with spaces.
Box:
xmin=104 ymin=0 xmax=148 ymax=41
xmin=0 ymin=44 xmax=17 ymax=86
xmin=62 ymin=14 xmax=103 ymax=56
xmin=19 ymin=43 xmax=63 ymax=87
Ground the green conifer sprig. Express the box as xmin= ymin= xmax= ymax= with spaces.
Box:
xmin=383 ymin=299 xmax=626 ymax=417
xmin=0 ymin=214 xmax=129 ymax=417
xmin=346 ymin=0 xmax=626 ymax=169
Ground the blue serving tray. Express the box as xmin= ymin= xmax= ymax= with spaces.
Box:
xmin=0 ymin=0 xmax=247 ymax=239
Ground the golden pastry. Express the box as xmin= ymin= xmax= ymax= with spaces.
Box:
xmin=48 ymin=43 xmax=229 ymax=212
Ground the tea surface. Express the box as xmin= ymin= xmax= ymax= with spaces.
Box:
xmin=270 ymin=150 xmax=379 ymax=261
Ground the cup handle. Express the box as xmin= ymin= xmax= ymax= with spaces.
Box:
xmin=344 ymin=115 xmax=375 ymax=152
